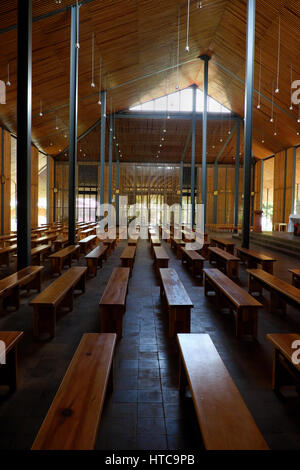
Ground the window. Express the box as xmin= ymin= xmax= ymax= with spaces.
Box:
xmin=11 ymin=137 xmax=17 ymax=231
xmin=262 ymin=158 xmax=274 ymax=231
xmin=130 ymin=87 xmax=231 ymax=114
xmin=38 ymin=153 xmax=48 ymax=226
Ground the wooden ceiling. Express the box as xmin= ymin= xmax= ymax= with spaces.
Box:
xmin=0 ymin=0 xmax=300 ymax=163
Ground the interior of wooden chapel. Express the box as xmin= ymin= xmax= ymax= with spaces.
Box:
xmin=1 ymin=0 xmax=300 ymax=452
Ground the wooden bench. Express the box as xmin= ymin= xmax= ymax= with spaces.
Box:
xmin=128 ymin=238 xmax=139 ymax=246
xmin=181 ymin=248 xmax=205 ymax=280
xmin=32 ymin=234 xmax=57 ymax=247
xmin=120 ymin=246 xmax=136 ymax=277
xmin=31 ymin=245 xmax=52 ymax=265
xmin=208 ymin=246 xmax=239 ymax=279
xmin=153 ymin=246 xmax=169 ymax=275
xmin=204 ymin=268 xmax=262 ymax=338
xmin=267 ymin=333 xmax=300 ymax=393
xmin=80 ymin=227 xmax=96 ymax=239
xmin=159 ymin=268 xmax=193 ymax=337
xmin=0 ymin=244 xmax=17 ymax=267
xmin=237 ymin=247 xmax=276 ymax=274
xmin=31 ymin=333 xmax=116 ymax=450
xmin=79 ymin=235 xmax=97 ymax=255
xmin=0 ymin=234 xmax=17 ymax=248
xmin=289 ymin=269 xmax=300 ymax=289
xmin=177 ymin=333 xmax=269 ymax=450
xmin=102 ymin=238 xmax=116 ymax=255
xmin=210 ymin=237 xmax=235 ymax=254
xmin=195 ymin=241 xmax=210 ymax=259
xmin=85 ymin=245 xmax=108 ymax=277
xmin=30 ymin=266 xmax=87 ymax=338
xmin=49 ymin=245 xmax=80 ymax=275
xmin=0 ymin=331 xmax=24 ymax=393
xmin=170 ymin=237 xmax=185 ymax=259
xmin=99 ymin=267 xmax=130 ymax=338
xmin=247 ymin=268 xmax=300 ymax=314
xmin=53 ymin=238 xmax=69 ymax=251
xmin=150 ymin=236 xmax=161 ymax=257
xmin=0 ymin=266 xmax=43 ymax=310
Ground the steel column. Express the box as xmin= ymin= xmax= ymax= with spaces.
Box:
xmin=180 ymin=161 xmax=183 ymax=207
xmin=116 ymin=158 xmax=120 ymax=226
xmin=251 ymin=159 xmax=255 ymax=226
xmin=283 ymin=149 xmax=287 ymax=222
xmin=200 ymin=55 xmax=210 ymax=225
xmin=17 ymin=0 xmax=32 ymax=269
xmin=100 ymin=90 xmax=106 ymax=216
xmin=1 ymin=128 xmax=4 ymax=235
xmin=191 ymin=86 xmax=197 ymax=227
xmin=108 ymin=113 xmax=113 ymax=206
xmin=68 ymin=5 xmax=79 ymax=245
xmin=291 ymin=147 xmax=297 ymax=214
xmin=242 ymin=0 xmax=256 ymax=249
xmin=234 ymin=120 xmax=241 ymax=231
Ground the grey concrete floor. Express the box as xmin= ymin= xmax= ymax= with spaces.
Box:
xmin=0 ymin=234 xmax=300 ymax=450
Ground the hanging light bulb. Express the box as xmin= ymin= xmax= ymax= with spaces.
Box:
xmin=185 ymin=0 xmax=190 ymax=52
xmin=270 ymin=80 xmax=274 ymax=122
xmin=39 ymin=100 xmax=43 ymax=117
xmin=98 ymin=58 xmax=102 ymax=105
xmin=257 ymin=48 xmax=262 ymax=109
xmin=6 ymin=63 xmax=11 ymax=87
xmin=55 ymin=116 xmax=59 ymax=130
xmin=75 ymin=1 xmax=80 ymax=48
xmin=91 ymin=33 xmax=96 ymax=88
xmin=275 ymin=15 xmax=280 ymax=93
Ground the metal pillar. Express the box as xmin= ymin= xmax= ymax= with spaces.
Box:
xmin=108 ymin=113 xmax=113 ymax=205
xmin=251 ymin=159 xmax=255 ymax=227
xmin=213 ymin=163 xmax=218 ymax=224
xmin=68 ymin=5 xmax=79 ymax=245
xmin=233 ymin=120 xmax=241 ymax=231
xmin=116 ymin=158 xmax=120 ymax=226
xmin=191 ymin=85 xmax=197 ymax=227
xmin=242 ymin=0 xmax=256 ymax=249
xmin=199 ymin=54 xmax=210 ymax=225
xmin=283 ymin=149 xmax=287 ymax=222
xmin=291 ymin=147 xmax=297 ymax=214
xmin=53 ymin=159 xmax=57 ymax=222
xmin=17 ymin=0 xmax=32 ymax=269
xmin=1 ymin=128 xmax=4 ymax=235
xmin=100 ymin=90 xmax=106 ymax=216
xmin=180 ymin=160 xmax=183 ymax=208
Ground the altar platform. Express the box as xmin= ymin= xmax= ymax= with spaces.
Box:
xmin=234 ymin=231 xmax=300 ymax=259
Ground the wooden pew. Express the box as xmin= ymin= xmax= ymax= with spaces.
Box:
xmin=102 ymin=239 xmax=116 ymax=255
xmin=120 ymin=246 xmax=136 ymax=277
xmin=159 ymin=268 xmax=193 ymax=337
xmin=31 ymin=234 xmax=57 ymax=248
xmin=170 ymin=237 xmax=185 ymax=259
xmin=0 ymin=234 xmax=17 ymax=248
xmin=53 ymin=238 xmax=69 ymax=252
xmin=210 ymin=237 xmax=235 ymax=254
xmin=237 ymin=247 xmax=276 ymax=274
xmin=153 ymin=246 xmax=169 ymax=275
xmin=79 ymin=227 xmax=96 ymax=239
xmin=85 ymin=245 xmax=108 ymax=277
xmin=150 ymin=236 xmax=161 ymax=257
xmin=0 ymin=244 xmax=17 ymax=267
xmin=247 ymin=268 xmax=300 ymax=314
xmin=195 ymin=241 xmax=210 ymax=260
xmin=0 ymin=266 xmax=43 ymax=310
xmin=128 ymin=238 xmax=139 ymax=246
xmin=0 ymin=331 xmax=24 ymax=393
xmin=30 ymin=266 xmax=87 ymax=338
xmin=31 ymin=245 xmax=52 ymax=265
xmin=79 ymin=235 xmax=97 ymax=255
xmin=204 ymin=268 xmax=262 ymax=338
xmin=99 ymin=267 xmax=130 ymax=338
xmin=267 ymin=333 xmax=300 ymax=393
xmin=181 ymin=248 xmax=205 ymax=280
xmin=31 ymin=333 xmax=116 ymax=450
xmin=208 ymin=246 xmax=239 ymax=279
xmin=49 ymin=245 xmax=80 ymax=275
xmin=177 ymin=333 xmax=269 ymax=450
xmin=289 ymin=269 xmax=300 ymax=288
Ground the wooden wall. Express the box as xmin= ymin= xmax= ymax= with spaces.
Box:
xmin=272 ymin=149 xmax=294 ymax=226
xmin=1 ymin=130 xmax=11 ymax=234
xmin=31 ymin=146 xmax=39 ymax=228
xmin=48 ymin=156 xmax=54 ymax=223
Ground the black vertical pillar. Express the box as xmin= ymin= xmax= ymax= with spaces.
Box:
xmin=242 ymin=0 xmax=256 ymax=248
xmin=100 ymin=91 xmax=107 ymax=216
xmin=199 ymin=54 xmax=210 ymax=226
xmin=234 ymin=119 xmax=241 ymax=232
xmin=17 ymin=0 xmax=32 ymax=269
xmin=191 ymin=85 xmax=197 ymax=227
xmin=68 ymin=5 xmax=79 ymax=245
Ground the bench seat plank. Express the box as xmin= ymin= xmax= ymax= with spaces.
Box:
xmin=177 ymin=333 xmax=269 ymax=450
xmin=237 ymin=247 xmax=276 ymax=274
xmin=209 ymin=246 xmax=240 ymax=278
xmin=120 ymin=246 xmax=136 ymax=277
xmin=99 ymin=267 xmax=130 ymax=337
xmin=204 ymin=268 xmax=262 ymax=338
xmin=153 ymin=246 xmax=169 ymax=275
xmin=210 ymin=237 xmax=235 ymax=254
xmin=181 ymin=248 xmax=205 ymax=280
xmin=267 ymin=333 xmax=300 ymax=391
xmin=0 ymin=266 xmax=43 ymax=310
xmin=49 ymin=245 xmax=80 ymax=274
xmin=85 ymin=245 xmax=108 ymax=277
xmin=31 ymin=333 xmax=116 ymax=450
xmin=159 ymin=268 xmax=193 ymax=337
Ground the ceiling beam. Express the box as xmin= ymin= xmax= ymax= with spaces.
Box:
xmin=115 ymin=111 xmax=240 ymax=121
xmin=215 ymin=123 xmax=237 ymax=163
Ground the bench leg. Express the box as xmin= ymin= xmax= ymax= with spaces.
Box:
xmin=248 ymin=275 xmax=263 ymax=295
xmin=270 ymin=289 xmax=287 ymax=315
xmin=100 ymin=305 xmax=124 ymax=338
xmin=0 ymin=346 xmax=18 ymax=393
xmin=33 ymin=305 xmax=56 ymax=338
xmin=168 ymin=306 xmax=191 ymax=338
xmin=3 ymin=286 xmax=20 ymax=310
xmin=178 ymin=355 xmax=188 ymax=397
xmin=236 ymin=307 xmax=258 ymax=339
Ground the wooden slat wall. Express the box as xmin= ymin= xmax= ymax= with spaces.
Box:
xmin=272 ymin=149 xmax=294 ymax=226
xmin=48 ymin=156 xmax=54 ymax=223
xmin=285 ymin=148 xmax=294 ymax=222
xmin=2 ymin=130 xmax=11 ymax=234
xmin=31 ymin=146 xmax=39 ymax=228
xmin=254 ymin=160 xmax=262 ymax=211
